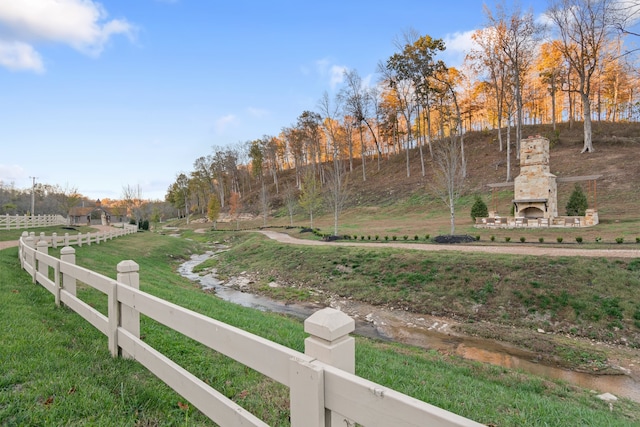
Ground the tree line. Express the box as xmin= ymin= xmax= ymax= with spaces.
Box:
xmin=167 ymin=1 xmax=639 ymax=235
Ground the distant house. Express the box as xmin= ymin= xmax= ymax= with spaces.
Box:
xmin=68 ymin=199 xmax=127 ymax=226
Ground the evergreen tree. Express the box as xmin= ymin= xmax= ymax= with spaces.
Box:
xmin=566 ymin=184 xmax=588 ymax=216
xmin=470 ymin=195 xmax=489 ymax=221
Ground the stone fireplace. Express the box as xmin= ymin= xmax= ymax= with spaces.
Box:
xmin=513 ymin=136 xmax=557 ymax=219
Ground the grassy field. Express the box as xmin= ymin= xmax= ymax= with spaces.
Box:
xmin=2 ymin=231 xmax=640 ymax=426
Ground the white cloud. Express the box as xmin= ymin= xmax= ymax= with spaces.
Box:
xmin=247 ymin=107 xmax=269 ymax=118
xmin=0 ymin=41 xmax=44 ymax=73
xmin=214 ymin=114 xmax=238 ymax=133
xmin=329 ymin=65 xmax=348 ymax=89
xmin=0 ymin=0 xmax=136 ymax=72
xmin=0 ymin=164 xmax=27 ymax=183
xmin=314 ymin=58 xmax=349 ymax=89
xmin=361 ymin=73 xmax=374 ymax=89
xmin=443 ymin=30 xmax=477 ymax=67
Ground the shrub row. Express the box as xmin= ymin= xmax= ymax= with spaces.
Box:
xmin=488 ymin=235 xmax=638 ymax=244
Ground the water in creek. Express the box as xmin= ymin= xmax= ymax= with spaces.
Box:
xmin=178 ymin=251 xmax=640 ymax=403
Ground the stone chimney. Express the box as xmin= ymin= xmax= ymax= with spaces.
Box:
xmin=513 ymin=136 xmax=558 ymax=219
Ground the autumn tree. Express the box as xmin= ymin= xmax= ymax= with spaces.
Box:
xmin=547 ymin=0 xmax=618 ymax=152
xmin=297 ymin=111 xmax=324 ymax=183
xmin=171 ymin=174 xmax=191 ymax=223
xmin=536 ymin=41 xmax=565 ymax=130
xmin=387 ymin=33 xmax=447 ymax=176
xmin=468 ymin=25 xmax=511 ymax=151
xmin=207 ymin=195 xmax=221 ymax=229
xmin=484 ymin=3 xmax=539 ymax=156
xmin=228 ymin=191 xmax=241 ymax=230
xmin=249 ymin=138 xmax=269 ymax=227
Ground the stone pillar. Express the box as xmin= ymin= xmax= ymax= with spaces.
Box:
xmin=60 ymin=246 xmax=76 ymax=298
xmin=585 ymin=209 xmax=599 ymax=226
xmin=304 ymin=308 xmax=355 ymax=426
xmin=117 ymin=260 xmax=140 ymax=359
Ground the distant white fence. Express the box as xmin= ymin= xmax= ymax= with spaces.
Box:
xmin=18 ymin=232 xmax=482 ymax=427
xmin=1 ymin=214 xmax=68 ymax=229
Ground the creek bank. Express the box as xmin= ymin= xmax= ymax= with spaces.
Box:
xmin=178 ymin=249 xmax=640 ymax=403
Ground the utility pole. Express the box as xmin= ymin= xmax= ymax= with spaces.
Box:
xmin=29 ymin=176 xmax=37 ymax=216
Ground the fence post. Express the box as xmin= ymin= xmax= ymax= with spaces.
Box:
xmin=52 ymin=232 xmax=58 ymax=249
xmin=304 ymin=308 xmax=355 ymax=427
xmin=117 ymin=260 xmax=140 ymax=359
xmin=78 ymin=233 xmax=82 ymax=247
xmin=60 ymin=246 xmax=76 ymax=298
xmin=19 ymin=232 xmax=28 ymax=267
xmin=64 ymin=232 xmax=69 ymax=246
xmin=36 ymin=239 xmax=48 ymax=283
xmin=289 ymin=357 xmax=325 ymax=427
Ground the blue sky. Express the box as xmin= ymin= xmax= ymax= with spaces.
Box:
xmin=0 ymin=0 xmax=545 ymax=201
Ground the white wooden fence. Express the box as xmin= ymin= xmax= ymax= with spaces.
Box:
xmin=18 ymin=232 xmax=483 ymax=427
xmin=1 ymin=213 xmax=68 ymax=229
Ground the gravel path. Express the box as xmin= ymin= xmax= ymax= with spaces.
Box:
xmin=258 ymin=230 xmax=640 ymax=258
xmin=0 ymin=240 xmax=18 ymax=250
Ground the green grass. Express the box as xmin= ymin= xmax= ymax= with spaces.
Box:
xmin=0 ymin=225 xmax=97 ymax=242
xmin=2 ymin=232 xmax=640 ymax=425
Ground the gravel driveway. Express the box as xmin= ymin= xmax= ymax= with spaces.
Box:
xmin=258 ymin=230 xmax=640 ymax=258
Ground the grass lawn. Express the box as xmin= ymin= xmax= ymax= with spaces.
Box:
xmin=2 ymin=231 xmax=640 ymax=425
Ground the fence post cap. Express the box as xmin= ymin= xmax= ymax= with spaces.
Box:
xmin=36 ymin=239 xmax=48 ymax=247
xmin=305 ymin=308 xmax=354 ymax=341
xmin=117 ymin=260 xmax=139 ymax=273
xmin=60 ymin=246 xmax=75 ymax=255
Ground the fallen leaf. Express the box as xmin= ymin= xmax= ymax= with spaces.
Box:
xmin=11 ymin=289 xmax=19 ymax=293
xmin=44 ymin=396 xmax=54 ymax=407
xmin=68 ymin=386 xmax=76 ymax=395
xmin=178 ymin=401 xmax=189 ymax=411
xmin=237 ymin=390 xmax=249 ymax=399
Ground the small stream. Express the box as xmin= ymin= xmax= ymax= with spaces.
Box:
xmin=178 ymin=251 xmax=640 ymax=403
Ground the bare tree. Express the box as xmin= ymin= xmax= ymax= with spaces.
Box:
xmin=340 ymin=69 xmax=383 ymax=177
xmin=319 ymin=90 xmax=350 ymax=236
xmin=122 ymin=184 xmax=144 ymax=228
xmin=324 ymin=160 xmax=350 ymax=237
xmin=282 ymin=183 xmax=298 ymax=226
xmin=431 ymin=135 xmax=465 ymax=236
xmin=298 ymin=168 xmax=322 ymax=229
xmin=58 ymin=183 xmax=82 ymax=218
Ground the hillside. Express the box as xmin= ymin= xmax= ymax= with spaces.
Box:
xmin=238 ymin=121 xmax=640 ymax=239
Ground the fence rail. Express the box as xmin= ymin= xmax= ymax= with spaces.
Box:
xmin=18 ymin=231 xmax=482 ymax=427
xmin=1 ymin=213 xmax=67 ymax=229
